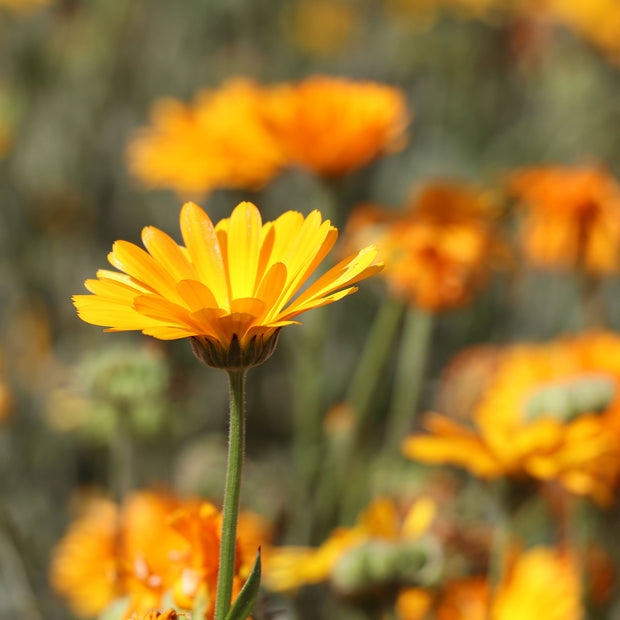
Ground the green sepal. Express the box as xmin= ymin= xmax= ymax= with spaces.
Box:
xmin=225 ymin=547 xmax=262 ymax=620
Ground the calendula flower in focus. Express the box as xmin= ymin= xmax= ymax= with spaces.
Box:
xmin=261 ymin=75 xmax=410 ymax=177
xmin=73 ymin=201 xmax=381 ymax=370
xmin=344 ymin=181 xmax=507 ymax=311
xmin=264 ymin=496 xmax=438 ymax=594
xmin=50 ymin=490 xmax=270 ymax=619
xmin=403 ymin=331 xmax=620 ymax=504
xmin=510 ymin=164 xmax=620 ymax=274
xmin=126 ymin=79 xmax=284 ymax=196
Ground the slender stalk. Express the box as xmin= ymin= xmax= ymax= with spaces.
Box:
xmin=214 ymin=369 xmax=247 ymax=620
xmin=384 ymin=308 xmax=434 ymax=451
xmin=347 ymin=296 xmax=404 ymax=439
xmin=578 ymin=271 xmax=606 ymax=328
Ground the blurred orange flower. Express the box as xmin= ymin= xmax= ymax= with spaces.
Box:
xmin=126 ymin=79 xmax=284 ymax=196
xmin=344 ymin=181 xmax=507 ymax=310
xmin=50 ymin=490 xmax=270 ymax=618
xmin=403 ymin=331 xmax=620 ymax=504
xmin=264 ymin=496 xmax=436 ymax=593
xmin=261 ymin=75 xmax=410 ymax=177
xmin=420 ymin=547 xmax=582 ymax=620
xmin=49 ymin=497 xmax=122 ymax=617
xmin=510 ymin=164 xmax=620 ymax=274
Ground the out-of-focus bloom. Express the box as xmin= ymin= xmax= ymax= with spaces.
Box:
xmin=540 ymin=0 xmax=620 ymax=62
xmin=73 ymin=201 xmax=381 ymax=370
xmin=168 ymin=504 xmax=269 ymax=615
xmin=280 ymin=0 xmax=360 ymax=57
xmin=491 ymin=547 xmax=582 ymax=620
xmin=344 ymin=181 xmax=507 ymax=311
xmin=264 ymin=496 xmax=438 ymax=593
xmin=435 ymin=577 xmax=489 ymax=620
xmin=46 ymin=343 xmax=170 ymax=440
xmin=403 ymin=331 xmax=620 ymax=504
xmin=261 ymin=75 xmax=410 ymax=177
xmin=49 ymin=497 xmax=122 ymax=617
xmin=0 ymin=0 xmax=52 ymax=11
xmin=50 ymin=490 xmax=270 ymax=618
xmin=407 ymin=547 xmax=582 ymax=620
xmin=509 ymin=165 xmax=620 ymax=274
xmin=126 ymin=79 xmax=284 ymax=196
xmin=396 ymin=587 xmax=434 ymax=620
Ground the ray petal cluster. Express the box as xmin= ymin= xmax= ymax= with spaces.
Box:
xmin=73 ymin=201 xmax=381 ymax=364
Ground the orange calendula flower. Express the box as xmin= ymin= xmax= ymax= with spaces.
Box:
xmin=264 ymin=496 xmax=437 ymax=593
xmin=50 ymin=490 xmax=270 ymax=619
xmin=344 ymin=181 xmax=507 ymax=311
xmin=73 ymin=201 xmax=381 ymax=369
xmin=49 ymin=497 xmax=122 ymax=617
xmin=261 ymin=75 xmax=410 ymax=176
xmin=403 ymin=331 xmax=620 ymax=504
xmin=510 ymin=164 xmax=620 ymax=273
xmin=126 ymin=79 xmax=284 ymax=196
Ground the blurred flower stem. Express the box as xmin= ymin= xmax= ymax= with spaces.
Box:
xmin=0 ymin=502 xmax=43 ymax=620
xmin=214 ymin=369 xmax=247 ymax=620
xmin=384 ymin=308 xmax=434 ymax=451
xmin=347 ymin=296 xmax=404 ymax=436
xmin=578 ymin=272 xmax=606 ymax=328
xmin=109 ymin=404 xmax=133 ymax=502
xmin=313 ymin=296 xmax=403 ymax=526
xmin=288 ymin=180 xmax=340 ymax=542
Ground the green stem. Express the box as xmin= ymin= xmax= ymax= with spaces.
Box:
xmin=384 ymin=308 xmax=434 ymax=451
xmin=214 ymin=369 xmax=247 ymax=620
xmin=347 ymin=296 xmax=404 ymax=439
xmin=578 ymin=271 xmax=606 ymax=328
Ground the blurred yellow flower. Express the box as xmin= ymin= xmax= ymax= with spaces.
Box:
xmin=491 ymin=547 xmax=582 ymax=620
xmin=541 ymin=0 xmax=620 ymax=61
xmin=403 ymin=331 xmax=620 ymax=504
xmin=264 ymin=496 xmax=436 ymax=592
xmin=344 ymin=181 xmax=507 ymax=311
xmin=281 ymin=0 xmax=360 ymax=57
xmin=261 ymin=75 xmax=410 ymax=176
xmin=0 ymin=0 xmax=52 ymax=11
xmin=396 ymin=587 xmax=434 ymax=620
xmin=73 ymin=201 xmax=381 ymax=369
xmin=50 ymin=490 xmax=270 ymax=619
xmin=126 ymin=79 xmax=284 ymax=196
xmin=426 ymin=547 xmax=582 ymax=620
xmin=510 ymin=164 xmax=620 ymax=274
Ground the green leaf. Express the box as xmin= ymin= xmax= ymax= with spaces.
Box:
xmin=225 ymin=547 xmax=262 ymax=620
